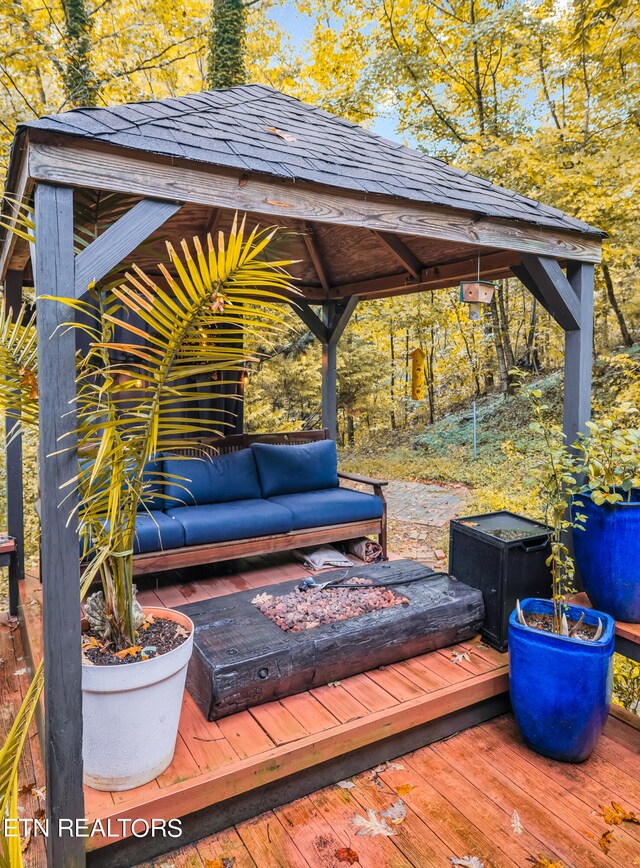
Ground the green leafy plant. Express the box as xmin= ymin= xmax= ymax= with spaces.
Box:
xmin=0 ymin=203 xmax=295 ymax=859
xmin=66 ymin=218 xmax=295 ymax=646
xmin=515 ymin=374 xmax=585 ymax=635
xmin=613 ymin=654 xmax=640 ymax=713
xmin=576 ymin=402 xmax=640 ymax=505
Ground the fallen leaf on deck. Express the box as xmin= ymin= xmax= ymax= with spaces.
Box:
xmin=14 ymin=667 xmax=28 ymax=676
xmin=265 ymin=126 xmax=297 ymax=142
xmin=251 ymin=592 xmax=273 ymax=605
xmin=33 ymin=786 xmax=46 ymax=803
xmin=20 ymin=830 xmax=31 ymax=853
xmin=328 ymin=681 xmax=341 ymax=687
xmin=114 ymin=645 xmax=142 ymax=659
xmin=511 ymin=809 xmax=523 ymax=835
xmin=597 ymin=801 xmax=639 ymax=826
xmin=351 ymin=808 xmax=395 ymax=837
xmin=266 ymin=198 xmax=292 ymax=208
xmin=451 ymin=857 xmax=484 ymax=868
xmin=393 ymin=784 xmax=416 ymax=796
xmin=598 ymin=830 xmax=613 ymax=854
xmin=337 ymin=779 xmax=355 ymax=790
xmin=451 ymin=650 xmax=472 ymax=664
xmin=371 ymin=761 xmax=405 ymax=776
xmin=381 ymin=799 xmax=407 ymax=825
xmin=527 ymin=857 xmax=565 ymax=867
xmin=335 ymin=847 xmax=359 ymax=864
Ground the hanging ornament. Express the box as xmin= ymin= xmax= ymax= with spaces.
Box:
xmin=460 ymin=253 xmax=497 ymax=320
xmin=410 ymin=347 xmax=426 ymax=400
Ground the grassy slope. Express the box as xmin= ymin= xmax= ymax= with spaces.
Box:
xmin=340 ymin=372 xmax=563 ymax=522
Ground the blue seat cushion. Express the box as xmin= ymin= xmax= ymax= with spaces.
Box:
xmin=251 ymin=440 xmax=339 ymax=498
xmin=167 ymin=499 xmax=293 ymax=547
xmin=133 ymin=510 xmax=185 ymax=554
xmin=269 ymin=488 xmax=383 ymax=530
xmin=162 ymin=449 xmax=261 ymax=507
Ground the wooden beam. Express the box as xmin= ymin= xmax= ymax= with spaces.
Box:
xmin=517 ymin=254 xmax=581 ymax=331
xmin=0 ymin=152 xmax=32 ymax=280
xmin=312 ymin=251 xmax=519 ymax=301
xmin=322 ymin=304 xmax=337 ymax=439
xmin=301 ymin=222 xmax=331 ymax=294
xmin=4 ymin=270 xmax=24 ymax=617
xmin=28 ymin=140 xmax=603 ymax=263
xmin=372 ymin=230 xmax=422 ymax=279
xmin=34 ymin=183 xmax=86 ymax=867
xmin=291 ymin=302 xmax=328 ymax=342
xmin=328 ymin=295 xmax=359 ymax=345
xmin=74 ymin=198 xmax=181 ymax=298
xmin=510 ymin=263 xmax=550 ymax=313
xmin=563 ymin=262 xmax=594 ymax=448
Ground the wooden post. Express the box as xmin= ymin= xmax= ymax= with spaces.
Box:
xmin=4 ymin=270 xmax=25 ymax=616
xmin=34 ymin=183 xmax=85 ymax=867
xmin=321 ymin=303 xmax=337 ymax=440
xmin=563 ymin=262 xmax=594 ymax=448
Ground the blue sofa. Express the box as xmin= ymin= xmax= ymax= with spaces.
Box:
xmin=130 ymin=432 xmax=388 ymax=575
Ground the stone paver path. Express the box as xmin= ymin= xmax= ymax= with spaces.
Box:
xmin=384 ymin=480 xmax=470 ymax=567
xmin=385 ymin=481 xmax=468 ymax=529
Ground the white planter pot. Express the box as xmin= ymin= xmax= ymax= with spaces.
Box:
xmin=82 ymin=606 xmax=194 ymax=791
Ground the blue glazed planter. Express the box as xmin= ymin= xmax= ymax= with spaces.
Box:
xmin=509 ymin=598 xmax=614 ymax=762
xmin=572 ymin=488 xmax=640 ymax=623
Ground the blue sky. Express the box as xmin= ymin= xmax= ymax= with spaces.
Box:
xmin=265 ymin=1 xmax=404 ymax=142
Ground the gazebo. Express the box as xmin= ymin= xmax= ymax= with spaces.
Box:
xmin=1 ymin=83 xmax=602 ymax=866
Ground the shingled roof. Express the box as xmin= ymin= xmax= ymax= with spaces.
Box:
xmin=19 ymin=83 xmax=600 ymax=238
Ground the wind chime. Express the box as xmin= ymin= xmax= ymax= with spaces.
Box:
xmin=460 ymin=253 xmax=497 ymax=320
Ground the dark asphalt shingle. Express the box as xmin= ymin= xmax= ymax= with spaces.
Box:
xmin=20 ymin=84 xmax=601 ymax=237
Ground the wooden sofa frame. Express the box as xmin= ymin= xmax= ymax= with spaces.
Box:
xmin=132 ymin=429 xmax=388 ymax=576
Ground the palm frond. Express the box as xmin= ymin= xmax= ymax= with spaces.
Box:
xmin=0 ymin=662 xmax=44 ymax=868
xmin=0 ymin=303 xmax=39 ymax=440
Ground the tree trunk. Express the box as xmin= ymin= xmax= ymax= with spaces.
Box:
xmin=427 ymin=326 xmax=436 ymax=424
xmin=525 ymin=299 xmax=541 ymax=372
xmin=346 ymin=413 xmax=355 ymax=446
xmin=489 ymin=296 xmax=509 ymax=391
xmin=390 ymin=327 xmax=396 ymax=429
xmin=602 ymin=262 xmax=633 ymax=347
xmin=496 ymin=281 xmax=516 ymax=369
xmin=61 ymin=0 xmax=96 ymax=106
xmin=208 ymin=0 xmax=247 ymax=89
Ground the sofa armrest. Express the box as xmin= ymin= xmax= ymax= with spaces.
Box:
xmin=338 ymin=471 xmax=388 ymax=488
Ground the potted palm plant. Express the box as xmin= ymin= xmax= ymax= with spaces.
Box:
xmin=0 ymin=208 xmax=295 ymax=793
xmin=509 ymin=381 xmax=615 ymax=762
xmin=571 ymin=404 xmax=640 ymax=623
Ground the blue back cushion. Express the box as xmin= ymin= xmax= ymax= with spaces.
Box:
xmin=251 ymin=440 xmax=339 ymax=498
xmin=162 ymin=449 xmax=261 ymax=507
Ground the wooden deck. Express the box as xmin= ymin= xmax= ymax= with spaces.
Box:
xmin=135 ymin=710 xmax=640 ymax=868
xmin=18 ymin=552 xmax=510 ymax=864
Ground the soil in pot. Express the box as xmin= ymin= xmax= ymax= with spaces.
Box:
xmin=82 ymin=613 xmax=189 ymax=664
xmin=522 ymin=612 xmax=598 ymax=643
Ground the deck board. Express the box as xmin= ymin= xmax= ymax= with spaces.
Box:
xmin=18 ymin=554 xmax=510 ymax=860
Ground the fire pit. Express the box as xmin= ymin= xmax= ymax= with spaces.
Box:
xmin=178 ymin=559 xmax=484 ymax=721
xmin=252 ymin=579 xmax=409 ymax=632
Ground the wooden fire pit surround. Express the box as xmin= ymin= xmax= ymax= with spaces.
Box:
xmin=179 ymin=560 xmax=485 ymax=720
